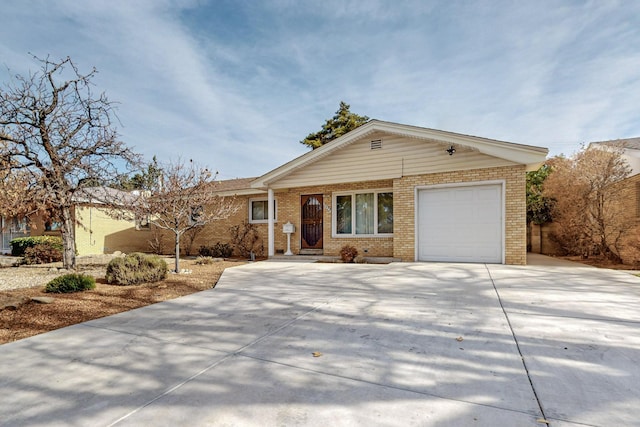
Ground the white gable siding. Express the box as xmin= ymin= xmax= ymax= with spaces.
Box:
xmin=270 ymin=134 xmax=517 ymax=189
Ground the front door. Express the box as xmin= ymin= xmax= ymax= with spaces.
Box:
xmin=301 ymin=195 xmax=323 ymax=250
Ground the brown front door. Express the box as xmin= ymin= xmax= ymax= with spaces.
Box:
xmin=301 ymin=194 xmax=323 ymax=250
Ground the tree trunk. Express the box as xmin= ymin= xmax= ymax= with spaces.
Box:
xmin=174 ymin=233 xmax=180 ymax=273
xmin=60 ymin=206 xmax=76 ymax=269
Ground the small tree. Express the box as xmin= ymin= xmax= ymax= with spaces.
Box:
xmin=543 ymin=146 xmax=633 ymax=263
xmin=526 ymin=164 xmax=553 ymax=225
xmin=0 ymin=55 xmax=139 ymax=269
xmin=124 ymin=159 xmax=238 ymax=273
xmin=300 ymin=101 xmax=369 ymax=149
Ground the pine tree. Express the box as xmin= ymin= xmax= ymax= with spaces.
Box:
xmin=300 ymin=101 xmax=369 ymax=149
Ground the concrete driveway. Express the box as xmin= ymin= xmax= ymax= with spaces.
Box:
xmin=1 ymin=257 xmax=639 ymax=426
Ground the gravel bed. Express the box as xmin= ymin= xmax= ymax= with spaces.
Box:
xmin=0 ymin=266 xmax=107 ymax=292
xmin=0 ymin=254 xmax=117 ymax=292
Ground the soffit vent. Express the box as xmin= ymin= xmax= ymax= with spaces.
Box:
xmin=370 ymin=139 xmax=382 ymax=150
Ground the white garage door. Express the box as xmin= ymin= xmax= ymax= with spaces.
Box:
xmin=417 ymin=184 xmax=503 ymax=263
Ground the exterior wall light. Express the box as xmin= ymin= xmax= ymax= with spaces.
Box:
xmin=446 ymin=145 xmax=456 ymax=155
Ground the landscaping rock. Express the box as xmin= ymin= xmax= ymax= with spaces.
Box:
xmin=0 ymin=295 xmax=30 ymax=311
xmin=31 ymin=296 xmax=56 ymax=304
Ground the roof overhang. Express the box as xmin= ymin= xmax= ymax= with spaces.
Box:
xmin=252 ymin=120 xmax=548 ymax=189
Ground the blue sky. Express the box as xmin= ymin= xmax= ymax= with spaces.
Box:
xmin=1 ymin=1 xmax=639 ymax=179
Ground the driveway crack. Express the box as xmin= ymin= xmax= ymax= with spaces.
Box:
xmin=485 ymin=264 xmax=550 ymax=427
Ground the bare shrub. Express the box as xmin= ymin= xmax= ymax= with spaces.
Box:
xmin=340 ymin=245 xmax=358 ymax=263
xmin=230 ymin=221 xmax=262 ymax=258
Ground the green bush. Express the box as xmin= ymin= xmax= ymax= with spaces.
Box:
xmin=10 ymin=236 xmax=63 ymax=257
xmin=45 ymin=273 xmax=96 ymax=293
xmin=24 ymin=243 xmax=63 ymax=265
xmin=105 ymin=252 xmax=168 ymax=285
xmin=198 ymin=242 xmax=233 ymax=258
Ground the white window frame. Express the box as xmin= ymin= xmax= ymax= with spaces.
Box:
xmin=332 ymin=189 xmax=393 ymax=237
xmin=249 ymin=198 xmax=277 ymax=224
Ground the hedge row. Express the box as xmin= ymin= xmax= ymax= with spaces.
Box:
xmin=10 ymin=236 xmax=64 ymax=257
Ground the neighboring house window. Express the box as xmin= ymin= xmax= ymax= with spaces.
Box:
xmin=249 ymin=198 xmax=277 ymax=223
xmin=135 ymin=214 xmax=150 ymax=230
xmin=190 ymin=206 xmax=203 ymax=225
xmin=333 ymin=190 xmax=393 ymax=236
xmin=44 ymin=221 xmax=62 ymax=231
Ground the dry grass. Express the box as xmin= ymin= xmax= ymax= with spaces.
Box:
xmin=0 ymin=259 xmax=244 ymax=345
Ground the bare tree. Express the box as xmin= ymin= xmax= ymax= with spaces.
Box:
xmin=543 ymin=146 xmax=633 ymax=263
xmin=0 ymin=56 xmax=139 ymax=268
xmin=124 ymin=159 xmax=238 ymax=273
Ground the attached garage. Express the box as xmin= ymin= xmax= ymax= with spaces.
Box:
xmin=416 ymin=183 xmax=503 ymax=263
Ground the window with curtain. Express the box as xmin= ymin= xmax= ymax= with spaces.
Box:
xmin=334 ymin=190 xmax=393 ymax=236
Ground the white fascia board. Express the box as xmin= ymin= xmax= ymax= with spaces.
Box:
xmin=374 ymin=121 xmax=548 ymax=166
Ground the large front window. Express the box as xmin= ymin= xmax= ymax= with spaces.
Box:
xmin=334 ymin=190 xmax=393 ymax=236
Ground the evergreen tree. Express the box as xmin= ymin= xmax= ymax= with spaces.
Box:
xmin=300 ymin=101 xmax=369 ymax=149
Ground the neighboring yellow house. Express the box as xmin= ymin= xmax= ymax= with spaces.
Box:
xmin=20 ymin=188 xmax=151 ymax=256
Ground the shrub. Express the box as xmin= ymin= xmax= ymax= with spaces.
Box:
xmin=106 ymin=252 xmax=168 ymax=285
xmin=230 ymin=221 xmax=263 ymax=258
xmin=340 ymin=245 xmax=358 ymax=263
xmin=195 ymin=256 xmax=217 ymax=265
xmin=23 ymin=243 xmax=63 ymax=265
xmin=10 ymin=236 xmax=63 ymax=257
xmin=45 ymin=273 xmax=96 ymax=293
xmin=198 ymin=242 xmax=233 ymax=258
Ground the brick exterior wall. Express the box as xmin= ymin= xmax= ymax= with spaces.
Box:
xmin=32 ymin=165 xmax=529 ymax=264
xmin=273 ymin=180 xmax=395 ymax=257
xmin=188 ymin=166 xmax=528 ymax=264
xmin=620 ymin=174 xmax=640 ymax=264
xmin=393 ymin=165 xmax=527 ymax=264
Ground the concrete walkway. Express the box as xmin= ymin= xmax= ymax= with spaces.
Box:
xmin=1 ymin=257 xmax=639 ymax=426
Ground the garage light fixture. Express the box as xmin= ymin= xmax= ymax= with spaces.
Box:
xmin=446 ymin=145 xmax=456 ymax=156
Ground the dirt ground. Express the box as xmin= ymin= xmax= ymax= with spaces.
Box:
xmin=0 ymin=259 xmax=244 ymax=345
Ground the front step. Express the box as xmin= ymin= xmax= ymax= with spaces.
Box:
xmin=298 ymin=249 xmax=324 ymax=255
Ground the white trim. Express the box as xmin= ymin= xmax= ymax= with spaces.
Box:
xmin=268 ymin=189 xmax=275 ymax=257
xmin=249 ymin=197 xmax=277 ymax=224
xmin=414 ymin=180 xmax=505 ymax=264
xmin=331 ymin=188 xmax=394 ymax=238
